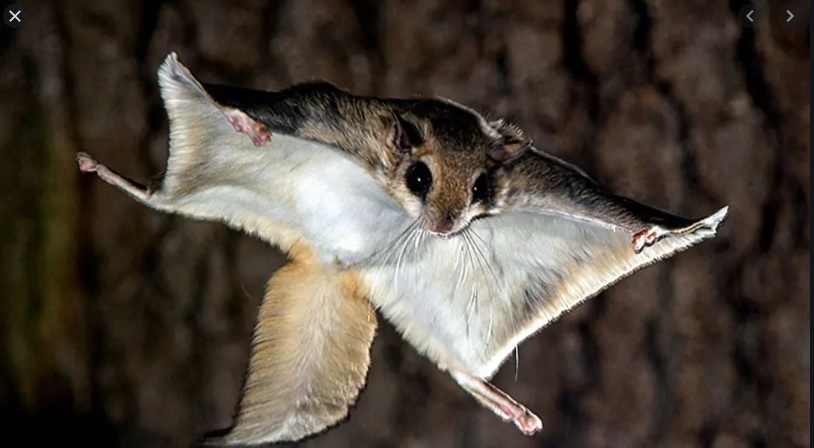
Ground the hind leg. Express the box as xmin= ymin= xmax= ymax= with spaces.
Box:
xmin=451 ymin=370 xmax=543 ymax=436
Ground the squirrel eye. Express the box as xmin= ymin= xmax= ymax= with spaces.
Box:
xmin=405 ymin=162 xmax=432 ymax=200
xmin=471 ymin=173 xmax=493 ymax=204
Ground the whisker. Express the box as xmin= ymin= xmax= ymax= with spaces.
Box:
xmin=393 ymin=223 xmax=418 ymax=295
xmin=468 ymin=228 xmax=501 ymax=289
xmin=458 ymin=231 xmax=473 ymax=291
xmin=362 ymin=218 xmax=420 ymax=299
xmin=467 ymin=227 xmax=511 ymax=334
xmin=461 ymin=231 xmax=478 ymax=338
xmin=359 ymin=217 xmax=420 ymax=267
xmin=468 ymin=228 xmax=505 ymax=293
xmin=413 ymin=226 xmax=423 ymax=253
xmin=514 ymin=347 xmax=519 ymax=382
xmin=487 ymin=300 xmax=494 ymax=345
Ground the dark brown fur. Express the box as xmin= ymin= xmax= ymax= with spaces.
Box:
xmin=204 ymin=81 xmax=531 ymax=234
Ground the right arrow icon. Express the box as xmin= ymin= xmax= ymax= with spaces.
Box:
xmin=786 ymin=10 xmax=794 ymax=22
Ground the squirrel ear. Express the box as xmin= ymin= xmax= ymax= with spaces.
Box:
xmin=487 ymin=119 xmax=532 ymax=162
xmin=487 ymin=137 xmax=532 ymax=162
xmin=391 ymin=113 xmax=424 ymax=154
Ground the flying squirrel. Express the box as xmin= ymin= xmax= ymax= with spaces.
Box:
xmin=76 ymin=53 xmax=729 ymax=445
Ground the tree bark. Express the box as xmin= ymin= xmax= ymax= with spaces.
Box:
xmin=0 ymin=1 xmax=808 ymax=447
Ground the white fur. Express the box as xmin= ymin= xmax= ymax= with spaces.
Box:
xmin=106 ymin=53 xmax=729 ymax=384
xmin=143 ymin=53 xmax=407 ymax=268
xmin=360 ymin=207 xmax=727 ymax=378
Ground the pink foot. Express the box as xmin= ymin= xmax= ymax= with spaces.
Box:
xmin=77 ymin=152 xmax=100 ymax=173
xmin=76 ymin=153 xmax=116 ymax=186
xmin=76 ymin=152 xmax=147 ymax=198
xmin=76 ymin=152 xmax=129 ymax=187
xmin=632 ymin=226 xmax=668 ymax=253
xmin=508 ymin=407 xmax=543 ymax=435
xmin=77 ymin=152 xmax=117 ymax=186
xmin=452 ymin=371 xmax=544 ymax=437
xmin=225 ymin=109 xmax=271 ymax=147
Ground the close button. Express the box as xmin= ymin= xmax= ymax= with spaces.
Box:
xmin=3 ymin=4 xmax=24 ymax=29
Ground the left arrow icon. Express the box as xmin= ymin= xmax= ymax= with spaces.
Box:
xmin=738 ymin=6 xmax=757 ymax=28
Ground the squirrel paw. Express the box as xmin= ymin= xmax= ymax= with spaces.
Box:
xmin=225 ymin=109 xmax=271 ymax=147
xmin=632 ymin=226 xmax=668 ymax=253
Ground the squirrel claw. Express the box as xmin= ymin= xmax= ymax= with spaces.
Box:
xmin=77 ymin=152 xmax=100 ymax=173
xmin=632 ymin=226 xmax=669 ymax=253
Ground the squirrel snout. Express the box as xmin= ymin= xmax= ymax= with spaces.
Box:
xmin=425 ymin=210 xmax=458 ymax=235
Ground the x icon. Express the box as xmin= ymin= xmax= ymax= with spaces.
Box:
xmin=4 ymin=4 xmax=23 ymax=28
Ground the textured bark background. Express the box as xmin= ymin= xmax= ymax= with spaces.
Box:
xmin=0 ymin=1 xmax=809 ymax=447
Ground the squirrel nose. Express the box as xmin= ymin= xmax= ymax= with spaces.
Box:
xmin=427 ymin=210 xmax=457 ymax=235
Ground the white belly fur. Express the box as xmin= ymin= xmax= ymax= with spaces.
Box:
xmin=151 ymin=62 xmax=720 ymax=380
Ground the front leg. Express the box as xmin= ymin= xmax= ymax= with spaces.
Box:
xmin=159 ymin=54 xmax=391 ymax=170
xmin=203 ymin=80 xmax=392 ymax=170
xmin=451 ymin=370 xmax=543 ymax=436
xmin=224 ymin=109 xmax=271 ymax=147
xmin=77 ymin=152 xmax=151 ymax=203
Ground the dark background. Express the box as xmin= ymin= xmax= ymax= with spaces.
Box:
xmin=0 ymin=1 xmax=809 ymax=447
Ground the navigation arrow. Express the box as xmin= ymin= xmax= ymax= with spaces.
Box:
xmin=746 ymin=10 xmax=754 ymax=22
xmin=786 ymin=10 xmax=794 ymax=22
